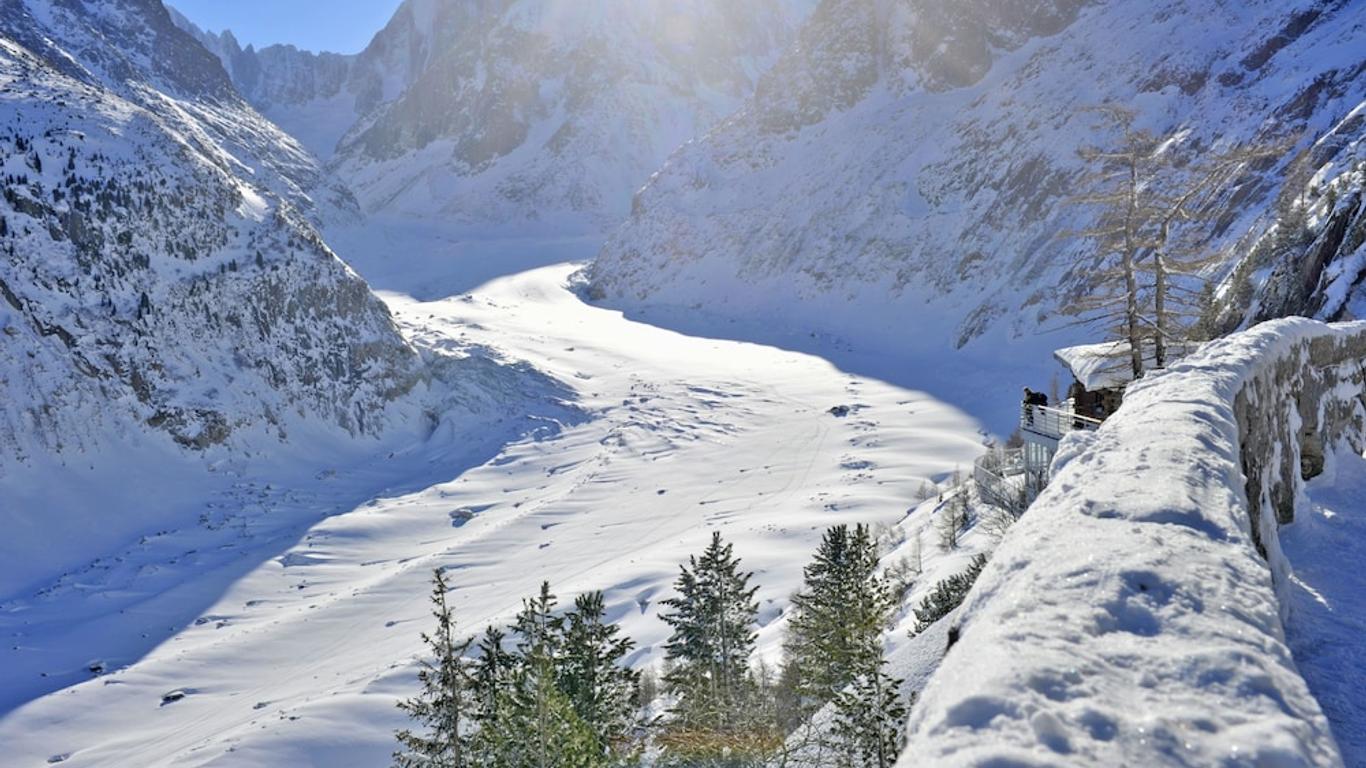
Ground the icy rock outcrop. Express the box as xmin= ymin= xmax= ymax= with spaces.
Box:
xmin=1255 ymin=104 xmax=1366 ymax=323
xmin=1232 ymin=323 xmax=1366 ymax=555
xmin=903 ymin=318 xmax=1366 ymax=766
xmin=592 ymin=0 xmax=1366 ymax=355
xmin=0 ymin=0 xmax=422 ymax=464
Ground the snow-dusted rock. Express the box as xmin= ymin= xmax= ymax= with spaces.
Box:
xmin=169 ymin=2 xmax=436 ymax=162
xmin=0 ymin=0 xmax=423 ymax=465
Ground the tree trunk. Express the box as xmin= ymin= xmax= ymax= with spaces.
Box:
xmin=1124 ymin=156 xmax=1145 ymax=379
xmin=1154 ymin=250 xmax=1168 ymax=369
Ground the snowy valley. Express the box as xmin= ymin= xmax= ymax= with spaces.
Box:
xmin=1 ymin=0 xmax=1365 ymax=766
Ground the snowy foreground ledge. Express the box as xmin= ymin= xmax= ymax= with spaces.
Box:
xmin=903 ymin=319 xmax=1366 ymax=767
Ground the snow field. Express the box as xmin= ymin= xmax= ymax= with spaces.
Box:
xmin=0 ymin=263 xmax=984 ymax=766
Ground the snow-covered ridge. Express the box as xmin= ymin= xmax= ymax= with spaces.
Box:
xmin=174 ymin=0 xmax=818 ymax=231
xmin=904 ymin=318 xmax=1366 ymax=766
xmin=329 ymin=0 xmax=818 ymax=230
xmin=168 ymin=2 xmax=437 ymax=162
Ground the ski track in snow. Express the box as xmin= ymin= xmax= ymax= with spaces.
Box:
xmin=0 ymin=262 xmax=983 ymax=766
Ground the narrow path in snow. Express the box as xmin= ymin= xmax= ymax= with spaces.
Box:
xmin=0 ymin=264 xmax=984 ymax=767
xmin=1283 ymin=451 xmax=1366 ymax=767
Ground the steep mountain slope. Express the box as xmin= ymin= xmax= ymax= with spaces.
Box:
xmin=334 ymin=0 xmax=817 ymax=230
xmin=0 ymin=0 xmax=426 ymax=466
xmin=1 ymin=0 xmax=588 ymax=606
xmin=178 ymin=0 xmax=818 ymax=232
xmin=590 ymin=0 xmax=1366 ymax=356
xmin=1256 ymin=102 xmax=1366 ymax=323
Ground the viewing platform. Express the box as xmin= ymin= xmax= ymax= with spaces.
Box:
xmin=973 ymin=340 xmax=1136 ymax=515
xmin=1020 ymin=402 xmax=1104 ymax=445
xmin=975 ymin=400 xmax=1105 ymax=514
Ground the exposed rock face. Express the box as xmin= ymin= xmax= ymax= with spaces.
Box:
xmin=1255 ymin=107 xmax=1366 ymax=323
xmin=0 ymin=0 xmax=422 ymax=465
xmin=591 ymin=0 xmax=1366 ymax=354
xmin=176 ymin=0 xmax=818 ymax=229
xmin=1234 ymin=325 xmax=1366 ymax=551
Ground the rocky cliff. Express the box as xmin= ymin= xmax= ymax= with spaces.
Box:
xmin=0 ymin=0 xmax=424 ymax=466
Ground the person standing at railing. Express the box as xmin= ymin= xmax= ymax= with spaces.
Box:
xmin=1022 ymin=387 xmax=1048 ymax=426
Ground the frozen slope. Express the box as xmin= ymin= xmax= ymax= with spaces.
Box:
xmin=329 ymin=0 xmax=817 ymax=232
xmin=0 ymin=263 xmax=984 ymax=767
xmin=176 ymin=0 xmax=817 ymax=232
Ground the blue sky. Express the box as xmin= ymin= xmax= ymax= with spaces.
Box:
xmin=171 ymin=1 xmax=406 ymax=54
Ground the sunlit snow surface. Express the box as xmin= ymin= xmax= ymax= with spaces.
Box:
xmin=0 ymin=262 xmax=983 ymax=766
xmin=1283 ymin=451 xmax=1366 ymax=767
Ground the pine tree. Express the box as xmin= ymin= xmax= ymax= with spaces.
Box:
xmin=470 ymin=626 xmax=516 ymax=730
xmin=472 ymin=582 xmax=602 ymax=767
xmin=660 ymin=532 xmax=761 ymax=733
xmin=1139 ymin=141 xmax=1282 ymax=367
xmin=394 ymin=569 xmax=474 ymax=768
xmin=558 ymin=590 xmax=640 ymax=755
xmin=784 ymin=525 xmax=894 ymax=712
xmin=912 ymin=555 xmax=988 ymax=634
xmin=475 ymin=676 xmax=600 ymax=768
xmin=1068 ymin=105 xmax=1156 ymax=379
xmin=1274 ymin=149 xmax=1314 ymax=260
xmin=830 ymin=663 xmax=910 ymax=768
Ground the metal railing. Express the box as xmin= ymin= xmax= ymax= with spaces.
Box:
xmin=972 ymin=402 xmax=1105 ymax=516
xmin=1020 ymin=402 xmax=1103 ymax=440
xmin=974 ymin=448 xmax=1030 ymax=516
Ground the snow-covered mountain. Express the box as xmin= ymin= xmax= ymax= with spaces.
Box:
xmin=590 ymin=0 xmax=1366 ymax=355
xmin=0 ymin=0 xmax=426 ymax=466
xmin=168 ymin=3 xmax=436 ymax=162
xmin=176 ymin=0 xmax=818 ymax=231
xmin=1257 ymin=102 xmax=1366 ymax=323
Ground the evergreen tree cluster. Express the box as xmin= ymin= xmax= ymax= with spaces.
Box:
xmin=912 ymin=554 xmax=988 ymax=635
xmin=396 ymin=527 xmax=919 ymax=768
xmin=780 ymin=525 xmax=907 ymax=767
xmin=394 ymin=576 xmax=639 ymax=768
